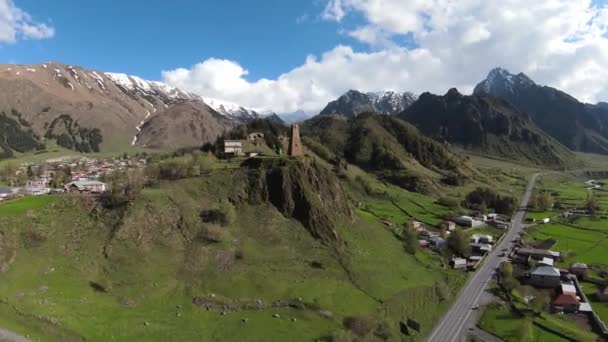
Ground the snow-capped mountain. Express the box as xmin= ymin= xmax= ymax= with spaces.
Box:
xmin=319 ymin=90 xmax=417 ymax=117
xmin=0 ymin=62 xmax=251 ymax=151
xmin=202 ymin=97 xmax=271 ymax=122
xmin=104 ymin=72 xmax=264 ymax=122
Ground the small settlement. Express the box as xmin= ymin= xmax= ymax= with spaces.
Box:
xmin=415 ymin=213 xmax=512 ymax=270
xmin=0 ymin=156 xmax=146 ymax=201
xmin=506 ymin=245 xmax=600 ymax=315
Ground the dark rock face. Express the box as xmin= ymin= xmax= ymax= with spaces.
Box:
xmin=320 ymin=90 xmax=417 ymax=117
xmin=474 ymin=67 xmax=608 ymax=154
xmin=242 ymin=158 xmax=353 ymax=248
xmin=399 ymin=88 xmax=575 ymax=168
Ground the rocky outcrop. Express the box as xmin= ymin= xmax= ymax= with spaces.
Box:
xmin=241 ymin=158 xmax=353 ymax=247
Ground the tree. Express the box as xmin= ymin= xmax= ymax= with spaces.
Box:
xmin=26 ymin=165 xmax=34 ymax=179
xmin=536 ymin=192 xmax=554 ymax=211
xmin=447 ymin=230 xmax=471 ymax=257
xmin=103 ymin=169 xmax=145 ymax=207
xmin=499 ymin=262 xmax=513 ymax=279
xmin=0 ymin=162 xmax=16 ymax=182
xmin=402 ymin=226 xmax=418 ymax=255
xmin=586 ymin=193 xmax=601 ymax=215
xmin=530 ymin=291 xmax=550 ymax=315
xmin=440 ymin=227 xmax=448 ymax=239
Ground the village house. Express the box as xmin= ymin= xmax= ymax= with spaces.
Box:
xmin=553 ymin=293 xmax=580 ymax=313
xmin=493 ymin=221 xmax=510 ymax=230
xmin=26 ymin=178 xmax=50 ymax=188
xmin=529 ymin=265 xmax=562 ymax=288
xmin=65 ymin=180 xmax=107 ymax=194
xmin=452 ymin=257 xmax=467 ymax=270
xmin=418 ymin=240 xmax=430 ymax=248
xmin=223 ymin=140 xmax=243 ymax=157
xmin=440 ymin=221 xmax=456 ymax=231
xmin=570 ymin=263 xmax=589 ymax=279
xmin=598 ymin=286 xmax=608 ymax=302
xmin=429 ymin=237 xmax=447 ymax=251
xmin=535 ymin=257 xmax=555 ymax=267
xmin=561 ymin=284 xmax=577 ymax=296
xmin=517 ymin=248 xmax=560 ymax=262
xmin=24 ymin=187 xmax=50 ymax=196
xmin=470 ymin=234 xmax=493 ymax=244
xmin=471 ymin=243 xmax=492 ymax=254
xmin=453 ymin=215 xmax=484 ymax=228
xmin=0 ymin=187 xmax=14 ymax=199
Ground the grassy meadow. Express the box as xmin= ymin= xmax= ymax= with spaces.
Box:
xmin=0 ymin=159 xmax=472 ymax=341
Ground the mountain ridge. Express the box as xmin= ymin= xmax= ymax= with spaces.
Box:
xmin=0 ymin=62 xmax=266 ymax=153
xmin=399 ymin=88 xmax=576 ymax=168
xmin=320 ymin=90 xmax=417 ymax=117
xmin=473 ymin=67 xmax=608 ymax=154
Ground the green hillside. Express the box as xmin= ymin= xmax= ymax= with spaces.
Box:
xmin=301 ymin=114 xmax=480 ymax=195
xmin=0 ymin=154 xmax=469 ymax=341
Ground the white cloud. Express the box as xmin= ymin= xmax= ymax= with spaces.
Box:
xmin=0 ymin=0 xmax=54 ymax=43
xmin=163 ymin=0 xmax=608 ymax=113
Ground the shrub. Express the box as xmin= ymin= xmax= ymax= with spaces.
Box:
xmin=102 ymin=169 xmax=145 ymax=207
xmin=343 ymin=316 xmax=377 ymax=337
xmin=200 ymin=225 xmax=225 ymax=243
xmin=437 ymin=197 xmax=460 ymax=209
xmin=302 ymin=136 xmax=334 ymax=161
xmin=200 ymin=202 xmax=236 ymax=227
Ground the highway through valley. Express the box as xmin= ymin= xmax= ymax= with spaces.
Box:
xmin=427 ymin=173 xmax=540 ymax=342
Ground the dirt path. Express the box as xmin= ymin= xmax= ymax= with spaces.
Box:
xmin=0 ymin=328 xmax=31 ymax=342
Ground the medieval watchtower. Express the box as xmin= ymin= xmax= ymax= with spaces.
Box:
xmin=288 ymin=123 xmax=303 ymax=157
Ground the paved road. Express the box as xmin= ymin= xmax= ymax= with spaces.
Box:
xmin=427 ymin=173 xmax=541 ymax=342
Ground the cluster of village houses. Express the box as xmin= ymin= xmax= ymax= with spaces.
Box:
xmin=414 ymin=209 xmax=608 ymax=316
xmin=0 ymin=156 xmax=146 ymax=201
xmin=415 ymin=213 xmax=512 ymax=269
xmin=514 ymin=248 xmax=596 ymax=313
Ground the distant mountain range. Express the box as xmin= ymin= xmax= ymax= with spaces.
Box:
xmin=0 ymin=62 xmax=268 ymax=154
xmin=473 ymin=67 xmax=608 ymax=154
xmin=320 ymin=90 xmax=417 ymax=117
xmin=399 ymin=88 xmax=575 ymax=168
xmin=1 ymin=61 xmax=608 ymax=168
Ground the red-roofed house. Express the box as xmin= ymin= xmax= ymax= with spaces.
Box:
xmin=553 ymin=293 xmax=580 ymax=313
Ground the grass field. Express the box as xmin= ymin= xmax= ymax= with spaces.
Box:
xmin=480 ymin=302 xmax=600 ymax=342
xmin=0 ymin=195 xmax=56 ymax=216
xmin=525 ymin=210 xmax=555 ymax=221
xmin=0 ymin=163 xmax=470 ymax=341
xmin=527 ymin=222 xmax=608 ymax=266
xmin=480 ymin=304 xmax=569 ymax=342
xmin=582 ymin=283 xmax=608 ymax=325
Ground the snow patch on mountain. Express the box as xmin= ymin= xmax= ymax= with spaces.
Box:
xmin=103 ymin=71 xmax=273 ymax=122
xmin=475 ymin=67 xmax=536 ymax=95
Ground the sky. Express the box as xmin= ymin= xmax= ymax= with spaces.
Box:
xmin=1 ymin=0 xmax=608 ymax=114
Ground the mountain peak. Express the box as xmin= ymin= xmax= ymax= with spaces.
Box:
xmin=320 ymin=89 xmax=417 ymax=117
xmin=446 ymin=88 xmax=462 ymax=98
xmin=474 ymin=67 xmax=535 ymax=96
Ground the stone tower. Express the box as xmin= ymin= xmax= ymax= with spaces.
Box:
xmin=288 ymin=123 xmax=303 ymax=157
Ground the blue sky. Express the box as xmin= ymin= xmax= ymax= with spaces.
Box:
xmin=1 ymin=0 xmax=366 ymax=80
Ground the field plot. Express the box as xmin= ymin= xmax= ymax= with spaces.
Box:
xmin=527 ymin=223 xmax=608 ymax=266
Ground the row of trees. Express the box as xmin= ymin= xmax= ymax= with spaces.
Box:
xmin=528 ymin=191 xmax=554 ymax=211
xmin=464 ymin=187 xmax=517 ymax=216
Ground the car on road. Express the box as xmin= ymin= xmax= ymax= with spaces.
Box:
xmin=499 ymin=252 xmax=506 ymax=257
xmin=502 ymin=248 xmax=508 ymax=252
xmin=472 ymin=305 xmax=480 ymax=310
